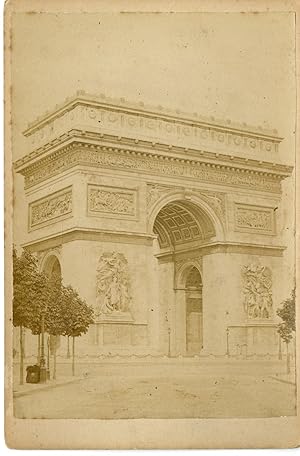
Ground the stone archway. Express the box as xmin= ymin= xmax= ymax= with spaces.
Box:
xmin=40 ymin=253 xmax=62 ymax=280
xmin=147 ymin=188 xmax=225 ymax=242
xmin=151 ymin=197 xmax=217 ymax=356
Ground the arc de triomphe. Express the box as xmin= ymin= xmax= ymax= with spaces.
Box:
xmin=14 ymin=91 xmax=294 ymax=358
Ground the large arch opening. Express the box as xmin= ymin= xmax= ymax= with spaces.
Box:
xmin=153 ymin=200 xmax=216 ymax=252
xmin=152 ymin=198 xmax=216 ymax=356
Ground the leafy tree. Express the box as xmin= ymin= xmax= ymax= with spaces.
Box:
xmin=13 ymin=247 xmax=50 ymax=384
xmin=13 ymin=247 xmax=94 ymax=383
xmin=62 ymin=285 xmax=94 ymax=376
xmin=277 ymin=290 xmax=296 ymax=373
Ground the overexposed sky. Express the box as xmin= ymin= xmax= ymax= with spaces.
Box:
xmin=11 ymin=12 xmax=295 ymax=160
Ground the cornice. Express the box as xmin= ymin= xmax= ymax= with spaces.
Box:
xmin=14 ymin=134 xmax=292 ymax=193
xmin=23 ymin=91 xmax=282 ymax=142
xmin=155 ymin=241 xmax=286 ymax=260
xmin=22 ymin=229 xmax=285 ymax=257
xmin=22 ymin=228 xmax=157 ymax=252
xmin=15 ymin=129 xmax=292 ymax=178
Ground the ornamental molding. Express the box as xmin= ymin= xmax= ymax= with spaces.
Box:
xmin=242 ymin=264 xmax=273 ymax=320
xmin=88 ymin=184 xmax=138 ymax=219
xmin=24 ymin=231 xmax=286 ymax=257
xmin=29 ymin=186 xmax=72 ymax=230
xmin=234 ymin=203 xmax=276 ymax=235
xmin=15 ymin=129 xmax=291 ymax=177
xmin=16 ymin=140 xmax=288 ymax=194
xmin=23 ymin=93 xmax=283 ymax=160
xmin=155 ymin=241 xmax=285 ymax=264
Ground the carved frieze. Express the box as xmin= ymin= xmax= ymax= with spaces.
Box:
xmin=234 ymin=203 xmax=275 ymax=234
xmin=242 ymin=264 xmax=273 ymax=320
xmin=95 ymin=252 xmax=132 ymax=317
xmin=29 ymin=187 xmax=72 ymax=229
xmin=88 ymin=184 xmax=137 ymax=219
xmin=23 ymin=145 xmax=282 ymax=194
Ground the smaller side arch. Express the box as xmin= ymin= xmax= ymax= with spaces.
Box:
xmin=39 ymin=249 xmax=62 ymax=279
xmin=176 ymin=260 xmax=202 ymax=289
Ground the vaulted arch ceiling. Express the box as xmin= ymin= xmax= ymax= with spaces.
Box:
xmin=153 ymin=200 xmax=215 ymax=249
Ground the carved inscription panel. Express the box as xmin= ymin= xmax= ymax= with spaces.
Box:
xmin=28 ymin=102 xmax=279 ymax=157
xmin=88 ymin=184 xmax=138 ymax=219
xmin=29 ymin=187 xmax=72 ymax=229
xmin=234 ymin=203 xmax=275 ymax=234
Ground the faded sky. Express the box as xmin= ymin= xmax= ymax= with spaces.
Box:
xmin=11 ymin=12 xmax=295 ymax=160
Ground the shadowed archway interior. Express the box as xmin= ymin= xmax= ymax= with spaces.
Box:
xmin=184 ymin=266 xmax=203 ymax=355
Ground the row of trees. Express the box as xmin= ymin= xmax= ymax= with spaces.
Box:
xmin=13 ymin=247 xmax=94 ymax=384
xmin=276 ymin=289 xmax=296 ymax=374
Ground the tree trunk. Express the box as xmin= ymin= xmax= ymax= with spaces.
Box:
xmin=286 ymin=342 xmax=291 ymax=374
xmin=19 ymin=325 xmax=24 ymax=385
xmin=278 ymin=335 xmax=282 ymax=360
xmin=67 ymin=336 xmax=70 ymax=359
xmin=72 ymin=336 xmax=75 ymax=376
xmin=37 ymin=333 xmax=41 ymax=364
xmin=53 ymin=336 xmax=57 ymax=380
xmin=47 ymin=336 xmax=50 ymax=380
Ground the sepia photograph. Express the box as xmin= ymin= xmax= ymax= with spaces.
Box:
xmin=4 ymin=0 xmax=299 ymax=449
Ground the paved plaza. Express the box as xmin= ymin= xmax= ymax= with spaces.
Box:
xmin=14 ymin=360 xmax=296 ymax=419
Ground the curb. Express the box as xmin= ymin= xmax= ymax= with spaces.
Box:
xmin=13 ymin=376 xmax=84 ymax=398
xmin=270 ymin=376 xmax=296 ymax=386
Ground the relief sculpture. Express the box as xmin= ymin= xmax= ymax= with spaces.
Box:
xmin=89 ymin=186 xmax=136 ymax=216
xmin=146 ymin=183 xmax=174 ymax=212
xmin=235 ymin=204 xmax=274 ymax=233
xmin=242 ymin=264 xmax=273 ymax=320
xmin=95 ymin=252 xmax=132 ymax=316
xmin=30 ymin=188 xmax=72 ymax=228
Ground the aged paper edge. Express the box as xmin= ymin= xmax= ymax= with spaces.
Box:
xmin=4 ymin=0 xmax=300 ymax=449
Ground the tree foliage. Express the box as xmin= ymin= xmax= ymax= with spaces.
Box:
xmin=277 ymin=290 xmax=296 ymax=344
xmin=62 ymin=285 xmax=94 ymax=338
xmin=45 ymin=275 xmax=66 ymax=336
xmin=13 ymin=247 xmax=94 ymax=339
xmin=13 ymin=247 xmax=50 ymax=332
